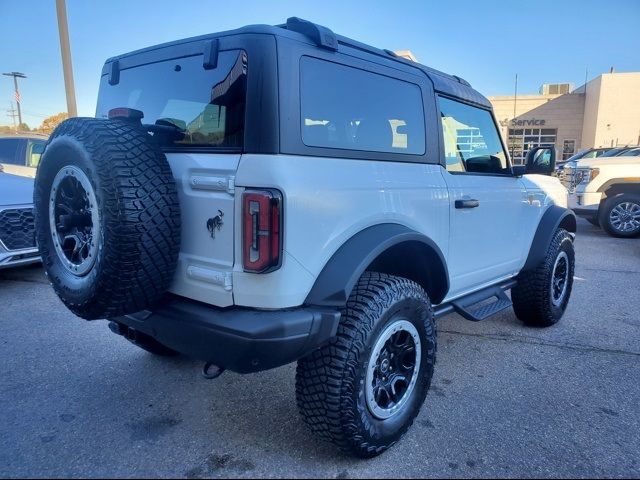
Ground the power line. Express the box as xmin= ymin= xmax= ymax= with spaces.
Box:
xmin=20 ymin=110 xmax=51 ymax=118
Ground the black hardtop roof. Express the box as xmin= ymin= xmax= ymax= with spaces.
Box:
xmin=103 ymin=19 xmax=491 ymax=109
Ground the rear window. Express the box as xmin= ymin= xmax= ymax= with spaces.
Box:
xmin=96 ymin=50 xmax=247 ymax=150
xmin=300 ymin=56 xmax=425 ymax=155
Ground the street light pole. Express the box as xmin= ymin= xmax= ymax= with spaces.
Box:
xmin=55 ymin=0 xmax=78 ymax=117
xmin=2 ymin=72 xmax=26 ymax=126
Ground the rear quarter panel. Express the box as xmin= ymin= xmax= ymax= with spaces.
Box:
xmin=233 ymin=154 xmax=450 ymax=308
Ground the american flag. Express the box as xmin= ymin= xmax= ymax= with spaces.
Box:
xmin=14 ymin=90 xmax=21 ymax=104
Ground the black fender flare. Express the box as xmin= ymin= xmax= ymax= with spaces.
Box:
xmin=523 ymin=206 xmax=576 ymax=271
xmin=304 ymin=223 xmax=449 ymax=307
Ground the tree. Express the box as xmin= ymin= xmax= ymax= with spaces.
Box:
xmin=0 ymin=125 xmax=13 ymax=134
xmin=39 ymin=112 xmax=68 ymax=135
xmin=18 ymin=122 xmax=30 ymax=132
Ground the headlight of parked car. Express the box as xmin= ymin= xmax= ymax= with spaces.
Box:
xmin=576 ymin=168 xmax=599 ymax=185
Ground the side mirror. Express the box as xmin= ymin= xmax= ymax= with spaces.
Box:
xmin=525 ymin=146 xmax=556 ymax=175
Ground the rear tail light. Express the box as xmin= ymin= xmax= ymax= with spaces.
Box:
xmin=242 ymin=189 xmax=282 ymax=273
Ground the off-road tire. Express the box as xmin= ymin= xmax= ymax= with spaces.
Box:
xmin=598 ymin=193 xmax=640 ymax=238
xmin=512 ymin=228 xmax=574 ymax=327
xmin=34 ymin=118 xmax=181 ymax=320
xmin=296 ymin=272 xmax=436 ymax=458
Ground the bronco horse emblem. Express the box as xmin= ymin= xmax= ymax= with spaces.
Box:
xmin=206 ymin=210 xmax=224 ymax=238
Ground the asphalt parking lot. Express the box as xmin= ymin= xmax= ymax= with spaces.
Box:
xmin=1 ymin=218 xmax=639 ymax=479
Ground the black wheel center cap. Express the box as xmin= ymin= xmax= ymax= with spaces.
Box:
xmin=380 ymin=358 xmax=390 ymax=373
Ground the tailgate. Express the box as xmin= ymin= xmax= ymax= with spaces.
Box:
xmin=166 ymin=152 xmax=240 ymax=307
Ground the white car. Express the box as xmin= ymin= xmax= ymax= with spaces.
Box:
xmin=565 ymin=152 xmax=640 ymax=237
xmin=0 ymin=172 xmax=40 ymax=269
xmin=33 ymin=18 xmax=576 ymax=457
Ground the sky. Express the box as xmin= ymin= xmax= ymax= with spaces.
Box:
xmin=1 ymin=0 xmax=639 ymax=129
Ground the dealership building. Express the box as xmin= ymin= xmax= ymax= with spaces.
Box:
xmin=488 ymin=71 xmax=640 ymax=164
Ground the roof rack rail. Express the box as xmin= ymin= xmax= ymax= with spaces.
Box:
xmin=284 ymin=17 xmax=338 ymax=51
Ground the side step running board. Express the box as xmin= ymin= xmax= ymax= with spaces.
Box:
xmin=433 ymin=280 xmax=516 ymax=322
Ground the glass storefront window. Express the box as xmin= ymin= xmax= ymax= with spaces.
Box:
xmin=508 ymin=127 xmax=557 ymax=165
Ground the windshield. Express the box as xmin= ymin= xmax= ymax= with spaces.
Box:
xmin=600 ymin=148 xmax=628 ymax=157
xmin=563 ymin=149 xmax=590 ymax=162
xmin=96 ymin=50 xmax=247 ymax=150
xmin=620 ymin=148 xmax=640 ymax=157
xmin=600 ymin=147 xmax=631 ymax=157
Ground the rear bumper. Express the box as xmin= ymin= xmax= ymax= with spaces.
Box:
xmin=112 ymin=296 xmax=341 ymax=374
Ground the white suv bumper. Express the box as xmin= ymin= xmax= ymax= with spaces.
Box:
xmin=568 ymin=189 xmax=602 ymax=216
xmin=0 ymin=205 xmax=40 ymax=270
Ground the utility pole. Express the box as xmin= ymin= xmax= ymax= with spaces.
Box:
xmin=55 ymin=0 xmax=78 ymax=117
xmin=2 ymin=72 xmax=26 ymax=126
xmin=7 ymin=102 xmax=18 ymax=132
xmin=511 ymin=73 xmax=518 ymax=161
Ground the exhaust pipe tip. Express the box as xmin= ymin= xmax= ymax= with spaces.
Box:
xmin=202 ymin=362 xmax=225 ymax=380
xmin=108 ymin=321 xmax=123 ymax=336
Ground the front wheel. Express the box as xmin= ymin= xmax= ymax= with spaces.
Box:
xmin=512 ymin=228 xmax=575 ymax=327
xmin=599 ymin=193 xmax=640 ymax=238
xmin=296 ymin=272 xmax=436 ymax=458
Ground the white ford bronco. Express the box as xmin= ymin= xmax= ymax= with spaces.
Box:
xmin=34 ymin=18 xmax=576 ymax=457
xmin=563 ymin=149 xmax=640 ymax=237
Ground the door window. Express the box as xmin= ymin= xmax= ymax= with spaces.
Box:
xmin=438 ymin=97 xmax=509 ymax=174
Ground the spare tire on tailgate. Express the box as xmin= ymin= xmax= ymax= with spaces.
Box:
xmin=34 ymin=117 xmax=181 ymax=320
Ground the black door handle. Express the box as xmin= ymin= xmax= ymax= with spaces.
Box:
xmin=455 ymin=198 xmax=480 ymax=209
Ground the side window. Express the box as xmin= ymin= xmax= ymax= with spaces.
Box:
xmin=0 ymin=138 xmax=23 ymax=165
xmin=27 ymin=140 xmax=46 ymax=168
xmin=438 ymin=97 xmax=509 ymax=174
xmin=300 ymin=56 xmax=425 ymax=155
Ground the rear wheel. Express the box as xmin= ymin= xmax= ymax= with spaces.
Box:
xmin=296 ymin=272 xmax=436 ymax=458
xmin=599 ymin=193 xmax=640 ymax=238
xmin=512 ymin=228 xmax=575 ymax=328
